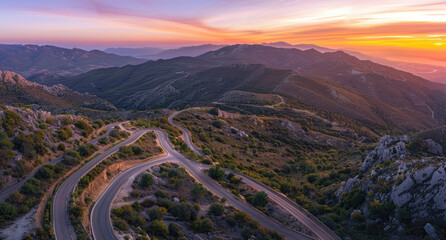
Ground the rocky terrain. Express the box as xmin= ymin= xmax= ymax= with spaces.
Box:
xmin=336 ymin=135 xmax=446 ymax=239
xmin=0 ymin=71 xmax=116 ymax=111
xmin=0 ymin=105 xmax=95 ymax=188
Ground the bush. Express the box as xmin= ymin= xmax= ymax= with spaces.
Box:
xmin=209 ymin=107 xmax=219 ymax=116
xmin=3 ymin=110 xmax=21 ymax=136
xmin=60 ymin=116 xmax=73 ymax=125
xmin=75 ymin=120 xmax=93 ymax=137
xmin=341 ymin=188 xmax=366 ymax=209
xmin=169 ymin=223 xmax=184 ymax=237
xmin=57 ymin=126 xmax=73 ymax=141
xmin=155 ymin=190 xmax=168 ymax=198
xmin=0 ymin=202 xmax=17 ymax=222
xmin=369 ymin=199 xmax=395 ymax=220
xmin=192 ymin=218 xmax=214 ymax=233
xmin=191 ymin=184 xmax=206 ymax=200
xmin=212 ymin=120 xmax=223 ymax=129
xmin=57 ymin=143 xmax=66 ymax=151
xmin=148 ymin=206 xmax=167 ymax=220
xmin=208 ymin=165 xmax=225 ymax=181
xmin=35 ymin=165 xmax=56 ymax=180
xmin=20 ymin=178 xmax=41 ymax=195
xmin=139 ymin=173 xmax=154 ymax=189
xmin=147 ymin=220 xmax=168 ymax=237
xmin=113 ymin=218 xmax=129 ymax=231
xmin=77 ymin=143 xmax=98 ymax=157
xmin=251 ymin=191 xmax=269 ymax=208
xmin=64 ymin=150 xmax=81 ymax=165
xmin=209 ymin=203 xmax=225 ymax=216
xmin=169 ymin=203 xmax=196 ymax=221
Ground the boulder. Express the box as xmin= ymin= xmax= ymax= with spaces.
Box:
xmin=391 ymin=178 xmax=414 ymax=207
xmin=424 ymin=139 xmax=443 ymax=155
xmin=424 ymin=223 xmax=439 ymax=240
xmin=360 ymin=135 xmax=408 ymax=173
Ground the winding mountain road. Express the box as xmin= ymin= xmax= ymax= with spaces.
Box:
xmin=0 ymin=122 xmax=120 ymax=202
xmin=53 ymin=128 xmax=151 ymax=240
xmin=91 ymin=129 xmax=314 ymax=240
xmin=169 ymin=110 xmax=340 ymax=240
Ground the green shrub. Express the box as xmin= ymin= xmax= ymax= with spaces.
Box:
xmin=60 ymin=116 xmax=73 ymax=126
xmin=139 ymin=173 xmax=154 ymax=189
xmin=77 ymin=143 xmax=98 ymax=157
xmin=341 ymin=189 xmax=366 ymax=209
xmin=57 ymin=143 xmax=66 ymax=151
xmin=251 ymin=191 xmax=269 ymax=208
xmin=209 ymin=203 xmax=225 ymax=216
xmin=169 ymin=223 xmax=184 ymax=237
xmin=0 ymin=202 xmax=17 ymax=222
xmin=57 ymin=126 xmax=73 ymax=141
xmin=169 ymin=203 xmax=196 ymax=221
xmin=148 ymin=206 xmax=167 ymax=220
xmin=147 ymin=220 xmax=168 ymax=237
xmin=113 ymin=217 xmax=129 ymax=231
xmin=191 ymin=184 xmax=206 ymax=200
xmin=208 ymin=165 xmax=225 ymax=180
xmin=75 ymin=120 xmax=93 ymax=137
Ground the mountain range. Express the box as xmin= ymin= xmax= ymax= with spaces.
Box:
xmin=52 ymin=44 xmax=446 ymax=131
xmin=105 ymin=44 xmax=227 ymax=59
xmin=104 ymin=42 xmax=446 ymax=84
xmin=0 ymin=44 xmax=146 ymax=83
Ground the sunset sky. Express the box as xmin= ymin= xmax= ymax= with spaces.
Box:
xmin=1 ymin=0 xmax=445 ymax=65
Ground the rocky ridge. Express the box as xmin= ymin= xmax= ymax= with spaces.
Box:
xmin=337 ymin=135 xmax=445 ymax=239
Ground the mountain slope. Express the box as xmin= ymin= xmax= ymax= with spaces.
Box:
xmin=60 ymin=45 xmax=446 ymax=130
xmin=0 ymin=71 xmax=115 ymax=110
xmin=263 ymin=42 xmax=446 ymax=84
xmin=0 ymin=44 xmax=146 ymax=83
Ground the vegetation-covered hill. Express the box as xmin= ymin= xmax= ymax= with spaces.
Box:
xmin=0 ymin=71 xmax=116 ymax=111
xmin=59 ymin=44 xmax=446 ymax=131
xmin=173 ymin=107 xmax=446 ymax=239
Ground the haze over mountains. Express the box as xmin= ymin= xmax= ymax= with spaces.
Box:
xmin=52 ymin=44 xmax=446 ymax=131
xmin=104 ymin=42 xmax=446 ymax=84
xmin=104 ymin=44 xmax=227 ymax=60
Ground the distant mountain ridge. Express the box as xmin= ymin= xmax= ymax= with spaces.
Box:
xmin=104 ymin=47 xmax=164 ymax=58
xmin=0 ymin=70 xmax=116 ymax=110
xmin=262 ymin=42 xmax=446 ymax=84
xmin=0 ymin=44 xmax=146 ymax=83
xmin=105 ymin=44 xmax=227 ymax=60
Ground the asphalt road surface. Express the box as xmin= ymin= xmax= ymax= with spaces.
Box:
xmin=168 ymin=110 xmax=203 ymax=156
xmin=91 ymin=129 xmax=314 ymax=240
xmin=53 ymin=128 xmax=151 ymax=240
xmin=0 ymin=122 xmax=120 ymax=202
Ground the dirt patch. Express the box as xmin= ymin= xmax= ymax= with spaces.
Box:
xmin=0 ymin=207 xmax=37 ymax=240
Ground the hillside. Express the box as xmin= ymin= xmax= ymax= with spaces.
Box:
xmin=0 ymin=44 xmax=146 ymax=83
xmin=262 ymin=42 xmax=446 ymax=84
xmin=0 ymin=71 xmax=116 ymax=111
xmin=59 ymin=45 xmax=446 ymax=131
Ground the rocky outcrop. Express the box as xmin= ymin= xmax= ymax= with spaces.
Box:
xmin=0 ymin=70 xmax=116 ymax=111
xmin=0 ymin=70 xmax=38 ymax=87
xmin=424 ymin=139 xmax=443 ymax=155
xmin=336 ymin=135 xmax=446 ymax=237
xmin=360 ymin=135 xmax=409 ymax=173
